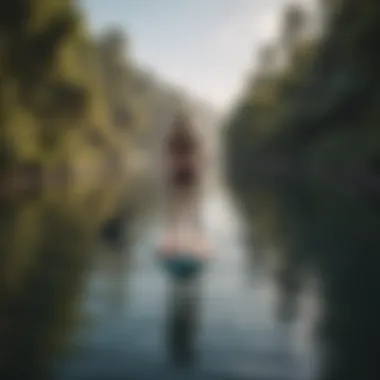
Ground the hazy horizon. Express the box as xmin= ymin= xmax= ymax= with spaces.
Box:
xmin=80 ymin=0 xmax=316 ymax=112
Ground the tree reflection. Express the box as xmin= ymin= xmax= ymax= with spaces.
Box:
xmin=166 ymin=278 xmax=201 ymax=367
xmin=0 ymin=181 xmax=129 ymax=379
xmin=238 ymin=178 xmax=380 ymax=380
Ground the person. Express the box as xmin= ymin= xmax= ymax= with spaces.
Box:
xmin=158 ymin=111 xmax=210 ymax=281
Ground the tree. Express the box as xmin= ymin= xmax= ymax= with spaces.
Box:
xmin=281 ymin=3 xmax=307 ymax=54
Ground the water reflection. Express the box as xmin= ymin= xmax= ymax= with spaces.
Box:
xmin=0 ymin=182 xmax=132 ymax=379
xmin=239 ymin=179 xmax=380 ymax=380
xmin=99 ymin=200 xmax=135 ymax=314
xmin=166 ymin=278 xmax=202 ymax=367
xmin=4 ymin=178 xmax=368 ymax=379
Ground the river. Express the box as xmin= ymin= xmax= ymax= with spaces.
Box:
xmin=3 ymin=177 xmax=378 ymax=380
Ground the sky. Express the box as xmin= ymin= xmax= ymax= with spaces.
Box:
xmin=80 ymin=0 xmax=315 ymax=111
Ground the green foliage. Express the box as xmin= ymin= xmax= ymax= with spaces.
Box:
xmin=0 ymin=0 xmax=150 ymax=186
xmin=226 ymin=0 xmax=380 ymax=193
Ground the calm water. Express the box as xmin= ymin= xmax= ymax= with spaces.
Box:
xmin=1 ymin=179 xmax=379 ymax=380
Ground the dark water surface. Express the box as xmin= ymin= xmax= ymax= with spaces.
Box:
xmin=239 ymin=179 xmax=380 ymax=380
xmin=1 ymin=179 xmax=378 ymax=380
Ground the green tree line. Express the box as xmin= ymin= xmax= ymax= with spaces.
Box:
xmin=225 ymin=0 xmax=380 ymax=194
xmin=0 ymin=0 xmax=150 ymax=194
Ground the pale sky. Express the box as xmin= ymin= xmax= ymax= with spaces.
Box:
xmin=80 ymin=0 xmax=315 ymax=111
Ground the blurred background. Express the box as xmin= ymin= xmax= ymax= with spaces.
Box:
xmin=1 ymin=1 xmax=379 ymax=379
